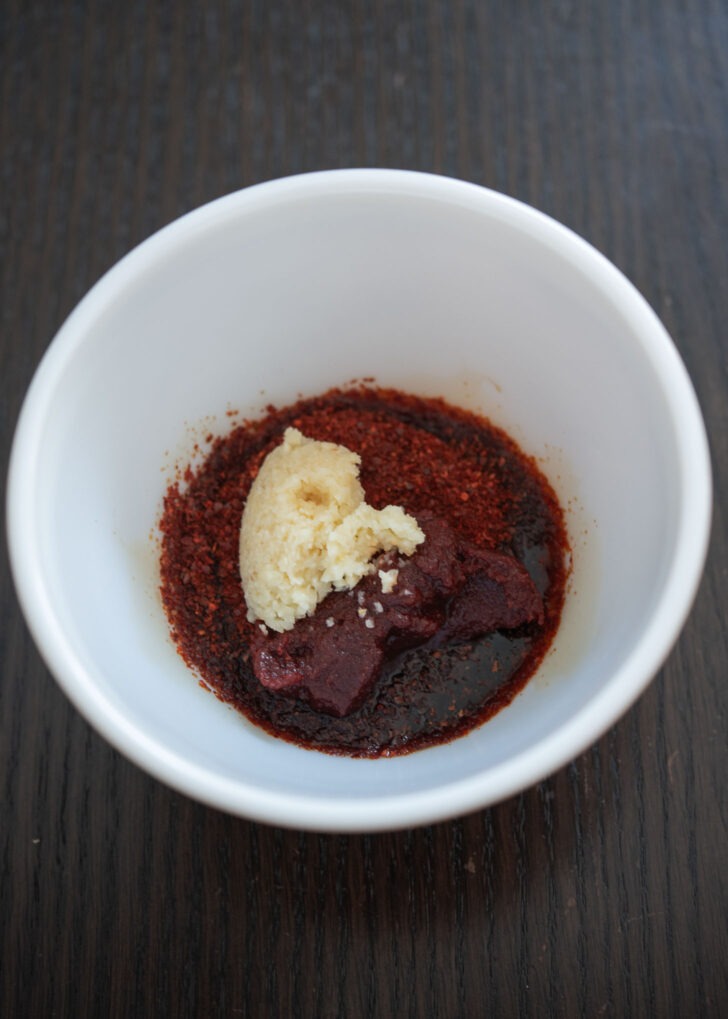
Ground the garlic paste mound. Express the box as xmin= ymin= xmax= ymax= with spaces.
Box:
xmin=238 ymin=427 xmax=424 ymax=632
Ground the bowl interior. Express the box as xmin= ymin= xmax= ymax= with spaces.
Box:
xmin=9 ymin=172 xmax=709 ymax=829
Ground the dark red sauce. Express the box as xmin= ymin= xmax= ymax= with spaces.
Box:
xmin=159 ymin=386 xmax=570 ymax=757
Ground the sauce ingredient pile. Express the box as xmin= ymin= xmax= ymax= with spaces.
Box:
xmin=241 ymin=428 xmax=544 ymax=718
xmin=159 ymin=386 xmax=569 ymax=757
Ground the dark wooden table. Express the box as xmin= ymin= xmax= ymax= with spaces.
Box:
xmin=2 ymin=2 xmax=726 ymax=1015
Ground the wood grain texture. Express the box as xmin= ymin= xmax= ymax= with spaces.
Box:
xmin=1 ymin=1 xmax=727 ymax=1015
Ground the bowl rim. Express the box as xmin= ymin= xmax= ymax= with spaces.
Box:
xmin=6 ymin=168 xmax=713 ymax=832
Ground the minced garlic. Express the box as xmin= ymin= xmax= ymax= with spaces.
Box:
xmin=239 ymin=428 xmax=423 ymax=632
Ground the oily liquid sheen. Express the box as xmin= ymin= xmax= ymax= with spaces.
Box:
xmin=159 ymin=387 xmax=569 ymax=757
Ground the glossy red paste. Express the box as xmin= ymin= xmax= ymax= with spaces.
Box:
xmin=159 ymin=386 xmax=569 ymax=757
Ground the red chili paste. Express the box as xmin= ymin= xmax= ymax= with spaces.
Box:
xmin=159 ymin=386 xmax=569 ymax=757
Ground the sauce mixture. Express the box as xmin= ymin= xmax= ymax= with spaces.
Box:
xmin=159 ymin=386 xmax=569 ymax=757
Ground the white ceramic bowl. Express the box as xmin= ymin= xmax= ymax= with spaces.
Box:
xmin=7 ymin=170 xmax=711 ymax=832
